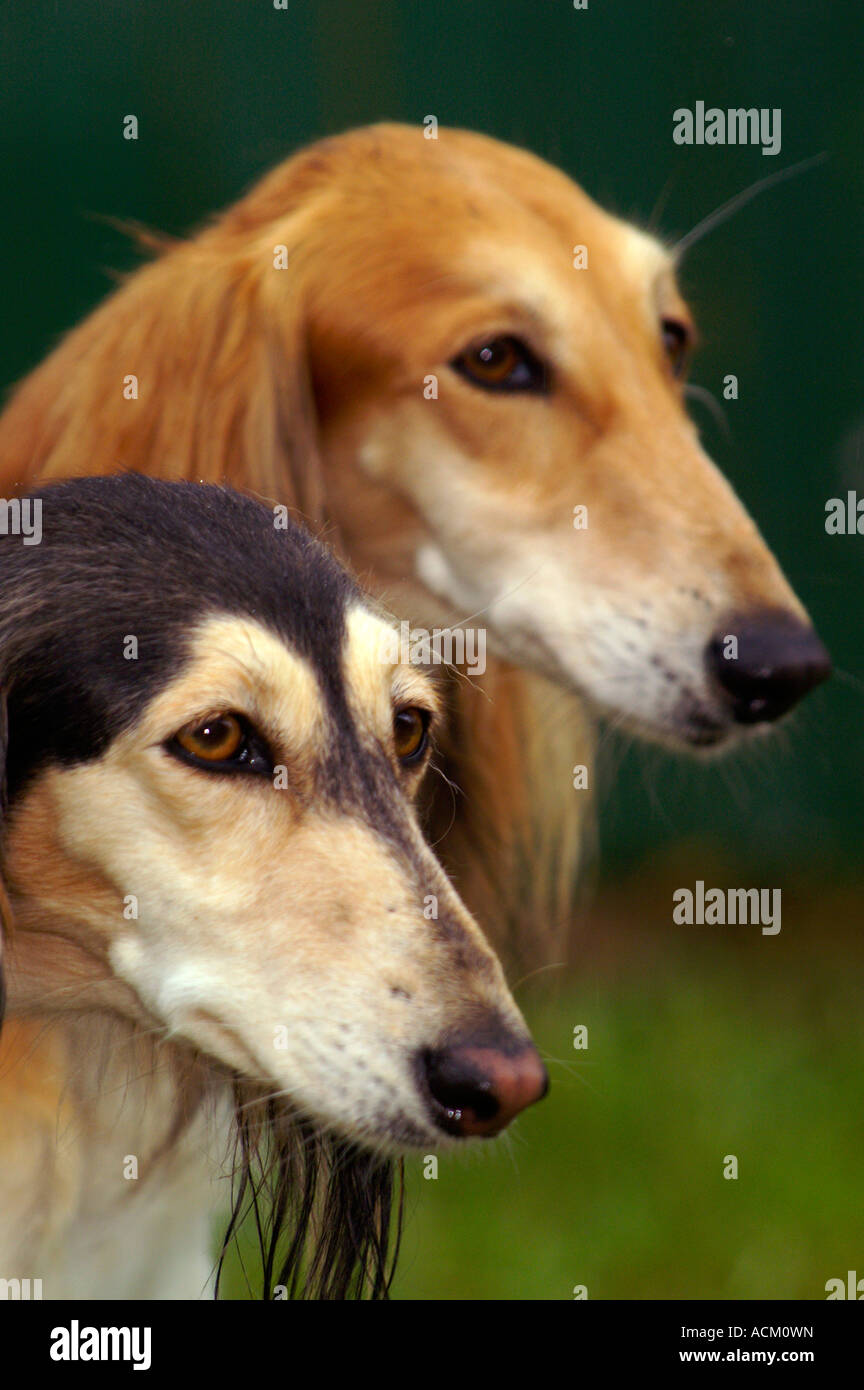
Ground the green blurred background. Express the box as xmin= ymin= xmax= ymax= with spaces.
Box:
xmin=2 ymin=1 xmax=861 ymax=1298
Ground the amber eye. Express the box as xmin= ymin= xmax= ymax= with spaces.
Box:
xmin=393 ymin=707 xmax=430 ymax=765
xmin=169 ymin=712 xmax=272 ymax=775
xmin=175 ymin=714 xmax=243 ymax=762
xmin=451 ymin=335 xmax=549 ymax=393
xmin=661 ymin=318 xmax=692 ymax=379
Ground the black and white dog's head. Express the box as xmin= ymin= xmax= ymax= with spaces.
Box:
xmin=0 ymin=473 xmax=546 ymax=1297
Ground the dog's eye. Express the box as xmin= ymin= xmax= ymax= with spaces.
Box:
xmin=451 ymin=336 xmax=549 ymax=393
xmin=393 ymin=706 xmax=431 ymax=765
xmin=169 ymin=713 xmax=271 ymax=775
xmin=661 ymin=318 xmax=692 ymax=378
xmin=177 ymin=714 xmax=243 ymax=761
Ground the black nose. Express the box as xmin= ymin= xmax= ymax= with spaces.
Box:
xmin=422 ymin=1038 xmax=548 ymax=1138
xmin=706 ymin=610 xmax=831 ymax=724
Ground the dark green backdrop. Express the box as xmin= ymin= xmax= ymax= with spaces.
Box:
xmin=2 ymin=0 xmax=861 ymax=880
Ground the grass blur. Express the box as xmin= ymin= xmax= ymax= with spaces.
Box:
xmin=219 ymin=861 xmax=863 ymax=1301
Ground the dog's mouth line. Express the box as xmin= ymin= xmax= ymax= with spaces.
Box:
xmin=226 ymin=1047 xmax=450 ymax=1151
xmin=182 ymin=1014 xmax=452 ymax=1149
xmin=596 ymin=698 xmax=734 ymax=750
xmin=184 ymin=1009 xmax=278 ymax=1083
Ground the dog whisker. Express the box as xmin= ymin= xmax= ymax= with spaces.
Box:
xmin=674 ymin=152 xmax=829 ymax=255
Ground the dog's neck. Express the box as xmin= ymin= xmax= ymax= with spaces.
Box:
xmin=0 ymin=908 xmax=229 ymax=1298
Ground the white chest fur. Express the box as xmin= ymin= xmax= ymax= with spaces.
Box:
xmin=0 ymin=1016 xmax=230 ymax=1300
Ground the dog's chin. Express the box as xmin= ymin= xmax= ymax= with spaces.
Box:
xmin=182 ymin=1021 xmax=456 ymax=1155
xmin=518 ymin=646 xmax=750 ymax=755
xmin=318 ymin=1100 xmax=462 ymax=1156
xmin=599 ymin=697 xmax=761 ymax=756
xmin=232 ymin=1074 xmax=450 ymax=1157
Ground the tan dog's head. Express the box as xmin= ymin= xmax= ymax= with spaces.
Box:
xmin=217 ymin=123 xmax=828 ymax=747
xmin=1 ymin=476 xmax=546 ymax=1154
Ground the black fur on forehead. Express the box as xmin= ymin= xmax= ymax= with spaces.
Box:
xmin=0 ymin=473 xmax=358 ymax=799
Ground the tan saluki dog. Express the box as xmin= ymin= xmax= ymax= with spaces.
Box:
xmin=0 ymin=125 xmax=829 ymax=962
xmin=0 ymin=475 xmax=546 ymax=1299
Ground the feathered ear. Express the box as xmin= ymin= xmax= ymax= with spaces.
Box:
xmin=0 ymin=215 xmax=329 ymax=536
xmin=117 ymin=243 xmax=329 ymax=531
xmin=245 ymin=283 xmax=327 ymax=528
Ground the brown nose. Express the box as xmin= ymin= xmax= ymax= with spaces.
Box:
xmin=706 ymin=610 xmax=831 ymax=724
xmin=422 ymin=1041 xmax=548 ymax=1138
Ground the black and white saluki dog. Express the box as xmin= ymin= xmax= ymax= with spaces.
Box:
xmin=0 ymin=474 xmax=546 ymax=1300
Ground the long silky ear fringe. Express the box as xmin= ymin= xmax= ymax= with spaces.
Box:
xmin=215 ymin=1082 xmax=404 ymax=1301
